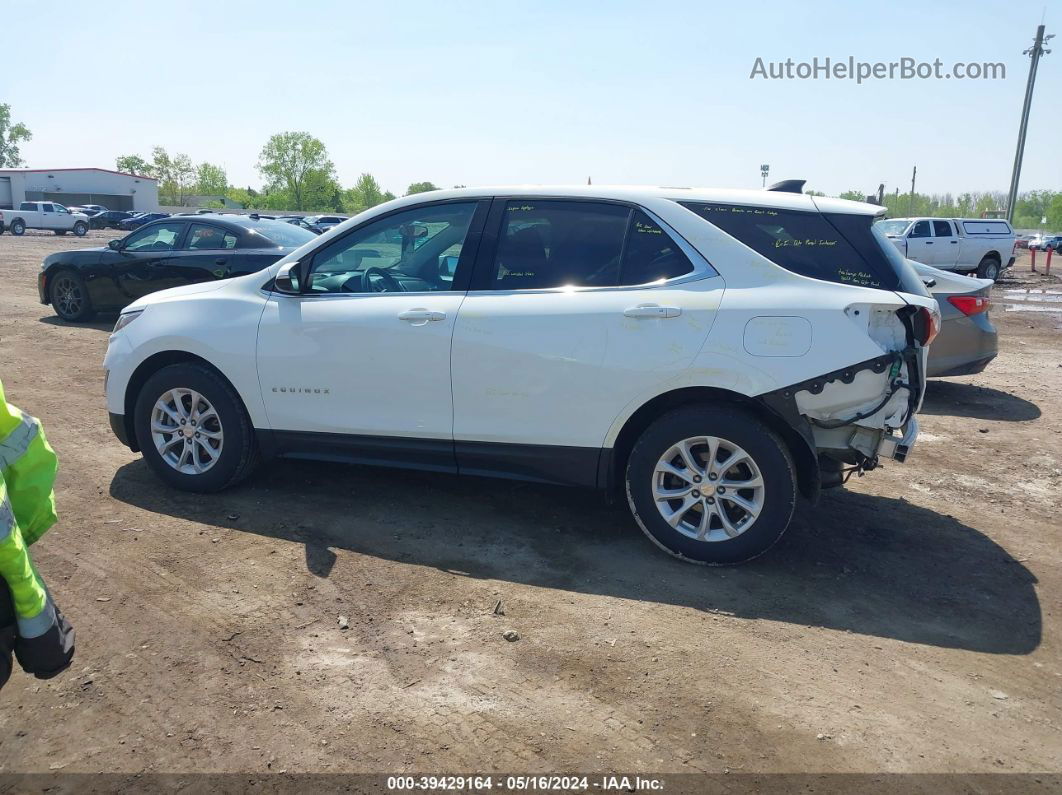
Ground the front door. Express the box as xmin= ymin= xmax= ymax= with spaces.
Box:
xmin=106 ymin=221 xmax=189 ymax=301
xmin=450 ymin=199 xmax=722 ymax=486
xmin=905 ymin=220 xmax=933 ymax=263
xmin=255 ymin=200 xmax=487 ymax=469
xmin=931 ymin=219 xmax=960 ymax=268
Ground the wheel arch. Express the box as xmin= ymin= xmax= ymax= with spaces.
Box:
xmin=122 ymin=350 xmax=247 ymax=453
xmin=603 ymin=386 xmax=820 ymax=502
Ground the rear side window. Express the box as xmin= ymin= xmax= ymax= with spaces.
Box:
xmin=187 ymin=224 xmax=237 ymax=250
xmin=490 ymin=201 xmax=694 ymax=290
xmin=681 ymin=202 xmax=922 ymax=294
xmin=620 ymin=211 xmax=695 ymax=285
xmin=933 ymin=220 xmax=953 ymax=237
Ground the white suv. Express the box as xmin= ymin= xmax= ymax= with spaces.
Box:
xmin=103 ymin=184 xmax=938 ymax=564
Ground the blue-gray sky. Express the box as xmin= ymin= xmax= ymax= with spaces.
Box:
xmin=9 ymin=0 xmax=1060 ymax=196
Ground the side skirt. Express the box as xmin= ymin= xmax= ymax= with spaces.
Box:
xmin=263 ymin=430 xmax=603 ymax=489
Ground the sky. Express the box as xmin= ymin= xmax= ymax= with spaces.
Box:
xmin=8 ymin=0 xmax=1061 ymax=198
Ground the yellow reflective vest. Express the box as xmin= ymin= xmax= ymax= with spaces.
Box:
xmin=0 ymin=379 xmax=60 ymax=638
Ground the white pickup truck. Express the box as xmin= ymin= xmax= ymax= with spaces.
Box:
xmin=874 ymin=217 xmax=1015 ymax=281
xmin=0 ymin=201 xmax=90 ymax=237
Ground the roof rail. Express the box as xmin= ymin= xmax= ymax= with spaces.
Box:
xmin=766 ymin=179 xmax=806 ymax=194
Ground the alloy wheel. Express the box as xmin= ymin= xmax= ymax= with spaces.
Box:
xmin=651 ymin=435 xmax=766 ymax=542
xmin=150 ymin=388 xmax=225 ymax=475
xmin=53 ymin=276 xmax=85 ymax=318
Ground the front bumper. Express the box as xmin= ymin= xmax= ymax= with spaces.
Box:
xmin=109 ymin=411 xmax=135 ymax=450
xmin=877 ymin=416 xmax=918 ymax=463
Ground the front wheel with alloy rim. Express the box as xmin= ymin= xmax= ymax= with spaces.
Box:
xmin=49 ymin=269 xmax=94 ymax=321
xmin=134 ymin=363 xmax=259 ymax=492
xmin=626 ymin=406 xmax=796 ymax=565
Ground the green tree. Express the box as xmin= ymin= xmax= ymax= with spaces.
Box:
xmin=196 ymin=162 xmax=228 ymax=196
xmin=345 ymin=173 xmax=393 ymax=213
xmin=149 ymin=147 xmax=197 ymax=205
xmin=257 ymin=132 xmax=335 ymax=211
xmin=115 ymin=154 xmax=154 ymax=177
xmin=837 ymin=190 xmax=866 ymax=202
xmin=0 ymin=104 xmax=32 ymax=168
xmin=225 ymin=186 xmax=258 ymax=209
xmin=1047 ymin=194 xmax=1062 ymax=231
xmin=405 ymin=181 xmax=439 ymax=195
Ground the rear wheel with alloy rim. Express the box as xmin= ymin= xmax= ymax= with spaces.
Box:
xmin=134 ymin=363 xmax=258 ymax=492
xmin=626 ymin=405 xmax=796 ymax=565
xmin=49 ymin=269 xmax=94 ymax=321
xmin=976 ymin=256 xmax=1000 ymax=281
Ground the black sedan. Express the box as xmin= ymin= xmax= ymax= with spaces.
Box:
xmin=118 ymin=212 xmax=170 ymax=231
xmin=90 ymin=210 xmax=135 ymax=229
xmin=39 ymin=214 xmax=316 ymax=321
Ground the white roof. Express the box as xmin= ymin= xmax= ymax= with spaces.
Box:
xmin=382 ymin=184 xmax=883 ymax=216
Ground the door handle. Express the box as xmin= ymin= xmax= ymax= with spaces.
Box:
xmin=951 ymin=240 xmax=958 ymax=244
xmin=215 ymin=257 xmax=228 ymax=265
xmin=398 ymin=308 xmax=447 ymax=324
xmin=925 ymin=241 xmax=934 ymax=244
xmin=624 ymin=304 xmax=681 ymax=318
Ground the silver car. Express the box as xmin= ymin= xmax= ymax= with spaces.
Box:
xmin=912 ymin=261 xmax=998 ymax=377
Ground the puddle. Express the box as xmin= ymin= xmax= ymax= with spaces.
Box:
xmin=1001 ymin=287 xmax=1062 ymax=316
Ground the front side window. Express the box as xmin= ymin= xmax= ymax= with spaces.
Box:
xmin=186 ymin=224 xmax=237 ymax=250
xmin=682 ymin=202 xmax=904 ymax=290
xmin=909 ymin=220 xmax=931 ymax=238
xmin=124 ymin=222 xmax=184 ymax=252
xmin=306 ymin=202 xmax=478 ymax=294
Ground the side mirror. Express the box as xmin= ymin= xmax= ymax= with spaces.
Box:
xmin=108 ymin=239 xmax=122 ymax=251
xmin=273 ymin=261 xmax=302 ymax=294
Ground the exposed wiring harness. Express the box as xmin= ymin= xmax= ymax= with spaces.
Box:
xmin=809 ymin=381 xmax=911 ymax=430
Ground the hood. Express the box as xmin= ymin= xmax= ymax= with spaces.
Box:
xmin=125 ymin=279 xmax=228 ymax=311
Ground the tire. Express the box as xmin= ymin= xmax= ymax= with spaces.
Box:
xmin=976 ymin=256 xmax=1000 ymax=281
xmin=625 ymin=405 xmax=796 ymax=565
xmin=48 ymin=269 xmax=95 ymax=322
xmin=10 ymin=220 xmax=25 ymax=236
xmin=73 ymin=222 xmax=88 ymax=237
xmin=134 ymin=363 xmax=259 ymax=493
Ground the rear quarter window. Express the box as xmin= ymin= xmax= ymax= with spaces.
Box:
xmin=681 ymin=202 xmax=893 ymax=289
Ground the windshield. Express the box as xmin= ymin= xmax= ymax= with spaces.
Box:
xmin=874 ymin=219 xmax=911 ymax=237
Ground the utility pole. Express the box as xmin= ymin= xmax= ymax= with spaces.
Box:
xmin=908 ymin=166 xmax=916 ymax=215
xmin=1006 ymin=24 xmax=1053 ymax=222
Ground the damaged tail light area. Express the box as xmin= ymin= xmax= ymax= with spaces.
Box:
xmin=911 ymin=305 xmax=941 ymax=346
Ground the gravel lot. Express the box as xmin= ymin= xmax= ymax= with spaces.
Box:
xmin=0 ymin=229 xmax=1060 ymax=777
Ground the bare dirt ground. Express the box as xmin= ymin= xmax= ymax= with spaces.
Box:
xmin=0 ymin=230 xmax=1059 ymax=777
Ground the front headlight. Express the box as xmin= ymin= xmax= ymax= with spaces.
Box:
xmin=113 ymin=309 xmax=144 ymax=334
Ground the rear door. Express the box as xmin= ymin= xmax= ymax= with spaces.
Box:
xmin=906 ymin=220 xmax=933 ymax=263
xmin=450 ymin=198 xmax=721 ymax=486
xmin=931 ymin=219 xmax=960 ymax=268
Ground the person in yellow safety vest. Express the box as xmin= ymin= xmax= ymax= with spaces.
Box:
xmin=0 ymin=378 xmax=75 ymax=689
